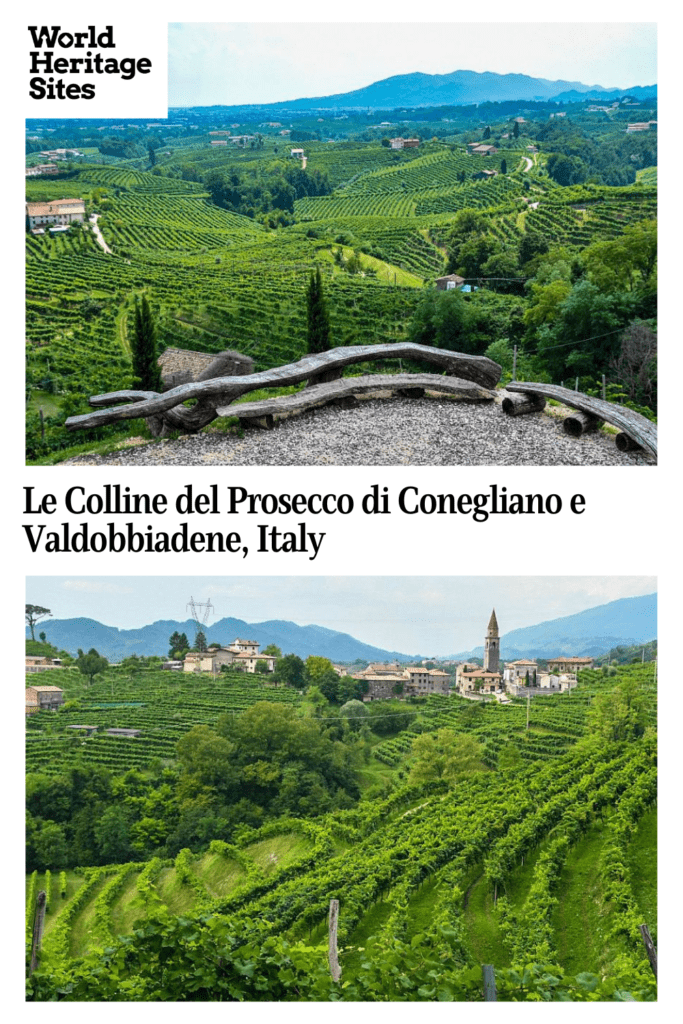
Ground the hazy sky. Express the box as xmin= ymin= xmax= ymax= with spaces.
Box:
xmin=27 ymin=577 xmax=656 ymax=655
xmin=168 ymin=22 xmax=657 ymax=107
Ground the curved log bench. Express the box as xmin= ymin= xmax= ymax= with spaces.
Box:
xmin=217 ymin=373 xmax=495 ymax=427
xmin=503 ymin=382 xmax=657 ymax=459
xmin=65 ymin=343 xmax=501 ymax=437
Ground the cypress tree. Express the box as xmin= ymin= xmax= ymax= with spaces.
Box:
xmin=131 ymin=294 xmax=163 ymax=391
xmin=306 ymin=267 xmax=331 ymax=354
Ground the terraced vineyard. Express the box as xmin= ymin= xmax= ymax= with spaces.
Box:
xmin=25 ymin=667 xmax=304 ymax=774
xmin=25 ymin=130 xmax=657 ymax=461
xmin=26 ymin=664 xmax=657 ymax=1000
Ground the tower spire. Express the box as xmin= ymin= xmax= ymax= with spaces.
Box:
xmin=484 ymin=608 xmax=500 ymax=673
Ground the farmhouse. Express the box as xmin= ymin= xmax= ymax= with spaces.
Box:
xmin=26 ymin=655 xmax=63 ymax=672
xmin=290 ymin=148 xmax=305 ymax=159
xmin=467 ymin=143 xmax=498 ymax=155
xmin=184 ymin=648 xmax=236 ymax=674
xmin=232 ymin=651 xmax=277 ymax=673
xmin=229 ymin=637 xmax=260 ymax=655
xmin=457 ymin=669 xmax=502 ymax=695
xmin=546 ymin=656 xmax=594 ymax=673
xmin=183 ymin=637 xmax=276 ymax=674
xmin=26 ymin=198 xmax=85 ymax=230
xmin=25 ymin=685 xmax=64 ymax=714
xmin=404 ymin=668 xmax=450 ymax=695
xmin=355 ymin=664 xmax=451 ymax=700
xmin=503 ymin=659 xmax=538 ymax=684
xmin=39 ymin=148 xmax=82 ymax=160
xmin=25 ymin=164 xmax=58 ymax=177
xmin=436 ymin=274 xmax=466 ymax=291
xmin=389 ymin=138 xmax=420 ymax=149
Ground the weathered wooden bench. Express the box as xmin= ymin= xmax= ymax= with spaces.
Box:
xmin=501 ymin=382 xmax=657 ymax=459
xmin=218 ymin=373 xmax=494 ymax=428
xmin=65 ymin=343 xmax=501 ymax=437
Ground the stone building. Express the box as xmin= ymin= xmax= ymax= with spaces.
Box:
xmin=26 ymin=655 xmax=63 ymax=673
xmin=183 ymin=637 xmax=275 ymax=674
xmin=503 ymin=659 xmax=538 ymax=685
xmin=546 ymin=656 xmax=594 ymax=673
xmin=455 ymin=610 xmax=503 ymax=695
xmin=26 ymin=198 xmax=85 ymax=230
xmin=484 ymin=609 xmax=500 ymax=674
xmin=25 ymin=685 xmax=64 ymax=714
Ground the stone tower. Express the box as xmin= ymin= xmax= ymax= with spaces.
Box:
xmin=483 ymin=608 xmax=500 ymax=674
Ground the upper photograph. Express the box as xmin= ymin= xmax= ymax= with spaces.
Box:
xmin=25 ymin=22 xmax=657 ymax=466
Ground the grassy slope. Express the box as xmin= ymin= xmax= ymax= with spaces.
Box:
xmin=551 ymin=823 xmax=613 ymax=976
xmin=626 ymin=807 xmax=657 ymax=934
xmin=37 ymin=833 xmax=313 ymax=960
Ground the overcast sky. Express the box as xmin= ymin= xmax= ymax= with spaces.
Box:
xmin=168 ymin=22 xmax=657 ymax=108
xmin=27 ymin=577 xmax=656 ymax=655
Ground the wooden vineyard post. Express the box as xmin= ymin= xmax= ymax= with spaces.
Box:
xmin=639 ymin=924 xmax=657 ymax=980
xmin=328 ymin=899 xmax=342 ymax=983
xmin=29 ymin=890 xmax=47 ymax=976
xmin=482 ymin=964 xmax=497 ymax=1001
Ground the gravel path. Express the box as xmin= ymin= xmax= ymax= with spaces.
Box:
xmin=63 ymin=397 xmax=654 ymax=467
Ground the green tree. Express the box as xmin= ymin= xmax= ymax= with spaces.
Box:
xmin=193 ymin=630 xmax=207 ymax=653
xmin=306 ymin=268 xmax=331 ymax=354
xmin=94 ymin=805 xmax=133 ymax=863
xmin=339 ymin=699 xmax=369 ymax=731
xmin=272 ymin=653 xmax=306 ymax=687
xmin=262 ymin=644 xmax=282 ymax=657
xmin=26 ymin=604 xmax=51 ymax=641
xmin=409 ymin=730 xmax=483 ymax=787
xmin=408 ymin=290 xmax=475 ymax=353
xmin=481 ymin=248 xmax=521 ymax=294
xmin=176 ymin=725 xmax=237 ymax=799
xmin=75 ymin=648 xmax=108 ymax=685
xmin=32 ymin=820 xmax=69 ymax=870
xmin=169 ymin=631 xmax=189 ymax=658
xmin=131 ymin=294 xmax=163 ymax=391
xmin=585 ymin=677 xmax=648 ymax=744
xmin=536 ymin=279 xmax=633 ymax=380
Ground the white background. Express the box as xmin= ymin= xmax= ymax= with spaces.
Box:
xmin=7 ymin=3 xmax=677 ymax=1018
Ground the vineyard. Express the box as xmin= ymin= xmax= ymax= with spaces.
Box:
xmin=26 ymin=663 xmax=657 ymax=1000
xmin=25 ymin=667 xmax=304 ymax=774
xmin=25 ymin=121 xmax=657 ymax=461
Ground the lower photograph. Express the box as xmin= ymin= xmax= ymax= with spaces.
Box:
xmin=25 ymin=576 xmax=657 ymax=1002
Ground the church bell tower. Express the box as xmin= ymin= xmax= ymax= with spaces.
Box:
xmin=483 ymin=608 xmax=500 ymax=674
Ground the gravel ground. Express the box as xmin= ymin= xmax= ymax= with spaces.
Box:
xmin=63 ymin=397 xmax=654 ymax=467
